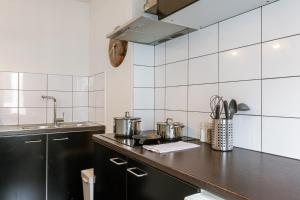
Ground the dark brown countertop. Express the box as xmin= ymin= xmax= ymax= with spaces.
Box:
xmin=93 ymin=134 xmax=300 ymax=200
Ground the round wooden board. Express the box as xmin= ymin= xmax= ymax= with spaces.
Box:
xmin=108 ymin=39 xmax=128 ymax=68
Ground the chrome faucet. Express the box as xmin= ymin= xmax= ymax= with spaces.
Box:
xmin=41 ymin=95 xmax=63 ymax=126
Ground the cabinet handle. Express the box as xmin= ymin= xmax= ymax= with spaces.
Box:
xmin=25 ymin=140 xmax=42 ymax=144
xmin=52 ymin=137 xmax=69 ymax=141
xmin=127 ymin=167 xmax=148 ymax=178
xmin=109 ymin=157 xmax=127 ymax=166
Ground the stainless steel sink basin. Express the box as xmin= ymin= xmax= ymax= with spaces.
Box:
xmin=21 ymin=122 xmax=95 ymax=130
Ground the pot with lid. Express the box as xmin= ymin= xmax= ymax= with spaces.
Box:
xmin=114 ymin=112 xmax=141 ymax=137
xmin=157 ymin=118 xmax=184 ymax=140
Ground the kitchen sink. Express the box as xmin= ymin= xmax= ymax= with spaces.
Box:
xmin=21 ymin=122 xmax=95 ymax=130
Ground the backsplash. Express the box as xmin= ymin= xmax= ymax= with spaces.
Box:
xmin=133 ymin=0 xmax=300 ymax=160
xmin=0 ymin=71 xmax=104 ymax=125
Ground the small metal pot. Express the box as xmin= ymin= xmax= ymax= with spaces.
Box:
xmin=157 ymin=118 xmax=184 ymax=140
xmin=114 ymin=112 xmax=141 ymax=137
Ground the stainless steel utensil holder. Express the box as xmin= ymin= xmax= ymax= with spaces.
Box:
xmin=212 ymin=119 xmax=233 ymax=151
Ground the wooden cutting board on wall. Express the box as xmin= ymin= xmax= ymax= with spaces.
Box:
xmin=108 ymin=39 xmax=128 ymax=68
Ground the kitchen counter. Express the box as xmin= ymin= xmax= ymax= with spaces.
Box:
xmin=93 ymin=134 xmax=300 ymax=200
xmin=0 ymin=122 xmax=105 ymax=137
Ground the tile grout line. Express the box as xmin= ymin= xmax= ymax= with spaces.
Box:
xmin=17 ymin=72 xmax=20 ymax=125
xmin=187 ymin=33 xmax=190 ymax=137
xmin=260 ymin=6 xmax=263 ymax=152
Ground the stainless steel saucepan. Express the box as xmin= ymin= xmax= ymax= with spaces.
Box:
xmin=114 ymin=112 xmax=141 ymax=137
xmin=157 ymin=118 xmax=184 ymax=140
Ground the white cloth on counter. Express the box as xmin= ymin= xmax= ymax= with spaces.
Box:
xmin=143 ymin=141 xmax=200 ymax=153
xmin=184 ymin=190 xmax=224 ymax=200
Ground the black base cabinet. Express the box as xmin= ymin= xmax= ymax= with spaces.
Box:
xmin=48 ymin=132 xmax=95 ymax=200
xmin=0 ymin=130 xmax=103 ymax=200
xmin=94 ymin=144 xmax=127 ymax=200
xmin=0 ymin=135 xmax=46 ymax=200
xmin=94 ymin=143 xmax=198 ymax=200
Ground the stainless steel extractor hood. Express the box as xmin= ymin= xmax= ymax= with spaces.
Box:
xmin=106 ymin=13 xmax=196 ymax=45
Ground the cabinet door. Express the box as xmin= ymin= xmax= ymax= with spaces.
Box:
xmin=127 ymin=159 xmax=198 ymax=200
xmin=0 ymin=135 xmax=46 ymax=200
xmin=94 ymin=144 xmax=127 ymax=200
xmin=48 ymin=132 xmax=94 ymax=200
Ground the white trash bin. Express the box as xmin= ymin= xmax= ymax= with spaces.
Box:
xmin=81 ymin=168 xmax=95 ymax=200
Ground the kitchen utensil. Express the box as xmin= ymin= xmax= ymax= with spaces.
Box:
xmin=132 ymin=131 xmax=161 ymax=145
xmin=223 ymin=100 xmax=229 ymax=119
xmin=114 ymin=112 xmax=141 ymax=137
xmin=157 ymin=118 xmax=184 ymax=140
xmin=210 ymin=95 xmax=224 ymax=119
xmin=238 ymin=103 xmax=250 ymax=111
xmin=211 ymin=119 xmax=233 ymax=151
xmin=229 ymin=99 xmax=237 ymax=119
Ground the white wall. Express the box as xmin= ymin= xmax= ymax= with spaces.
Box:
xmin=90 ymin=0 xmax=139 ymax=132
xmin=0 ymin=0 xmax=90 ymax=76
xmin=133 ymin=0 xmax=300 ymax=160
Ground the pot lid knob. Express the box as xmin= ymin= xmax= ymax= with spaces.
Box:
xmin=166 ymin=118 xmax=173 ymax=125
xmin=125 ymin=111 xmax=130 ymax=118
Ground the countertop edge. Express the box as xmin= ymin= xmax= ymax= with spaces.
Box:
xmin=92 ymin=135 xmax=248 ymax=200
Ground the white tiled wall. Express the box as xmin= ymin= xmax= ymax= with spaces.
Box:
xmin=0 ymin=71 xmax=105 ymax=125
xmin=133 ymin=0 xmax=300 ymax=160
xmin=88 ymin=72 xmax=105 ymax=124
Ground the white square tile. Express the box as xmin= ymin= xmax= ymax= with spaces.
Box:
xmin=19 ymin=91 xmax=47 ymax=108
xmin=262 ymin=117 xmax=300 ymax=159
xmin=165 ymin=111 xmax=187 ymax=136
xmin=47 ymin=107 xmax=72 ymax=123
xmin=73 ymin=76 xmax=88 ymax=92
xmin=0 ymin=108 xmax=18 ymax=125
xmin=73 ymin=92 xmax=88 ymax=107
xmin=134 ymin=66 xmax=154 ymax=87
xmin=219 ymin=9 xmax=261 ymax=51
xmin=133 ymin=110 xmax=154 ymax=130
xmin=47 ymin=91 xmax=72 ymax=107
xmin=155 ymin=65 xmax=165 ymax=87
xmin=166 ymin=60 xmax=188 ymax=86
xmin=189 ymin=24 xmax=218 ymax=58
xmin=19 ymin=108 xmax=46 ymax=124
xmin=220 ymin=81 xmax=261 ymax=115
xmin=0 ymin=72 xmax=18 ymax=90
xmin=262 ymin=0 xmax=300 ymax=41
xmin=262 ymin=35 xmax=300 ymax=78
xmin=134 ymin=43 xmax=154 ymax=66
xmin=188 ymin=84 xmax=218 ymax=112
xmin=48 ymin=75 xmax=72 ymax=91
xmin=0 ymin=90 xmax=18 ymax=107
xmin=96 ymin=107 xmax=105 ymax=124
xmin=166 ymin=86 xmax=187 ymax=111
xmin=89 ymin=92 xmax=96 ymax=107
xmin=134 ymin=88 xmax=154 ymax=109
xmin=233 ymin=115 xmax=261 ymax=151
xmin=19 ymin=73 xmax=47 ymax=90
xmin=73 ymin=107 xmax=88 ymax=122
xmin=189 ymin=54 xmax=218 ymax=84
xmin=166 ymin=35 xmax=188 ymax=63
xmin=155 ymin=88 xmax=165 ymax=109
xmin=220 ymin=44 xmax=261 ymax=82
xmin=95 ymin=73 xmax=105 ymax=91
xmin=187 ymin=112 xmax=211 ymax=139
xmin=155 ymin=110 xmax=165 ymax=127
xmin=95 ymin=91 xmax=105 ymax=108
xmin=262 ymin=77 xmax=300 ymax=117
xmin=89 ymin=76 xmax=95 ymax=91
xmin=89 ymin=107 xmax=96 ymax=122
xmin=155 ymin=43 xmax=166 ymax=66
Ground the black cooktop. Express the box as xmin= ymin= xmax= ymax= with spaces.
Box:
xmin=102 ymin=131 xmax=196 ymax=147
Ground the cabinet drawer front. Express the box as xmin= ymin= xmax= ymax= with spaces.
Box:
xmin=127 ymin=159 xmax=198 ymax=200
